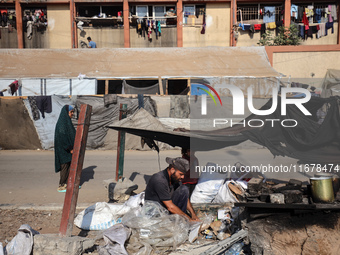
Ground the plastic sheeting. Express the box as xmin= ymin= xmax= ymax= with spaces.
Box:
xmin=23 ymin=96 xmax=74 ymax=149
xmin=122 ymin=80 xmax=165 ymax=94
xmin=20 ymin=78 xmax=96 ymax=96
xmin=321 ymin=69 xmax=340 ymax=98
xmin=75 ymin=96 xmax=157 ymax=149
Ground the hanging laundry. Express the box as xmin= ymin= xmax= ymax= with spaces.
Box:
xmin=330 ymin=5 xmax=337 ymax=21
xmin=35 ymin=96 xmax=52 ymax=119
xmin=263 ymin=6 xmax=275 ymax=23
xmin=201 ymin=13 xmax=206 ymax=34
xmin=28 ymin=96 xmax=40 ymax=120
xmin=155 ymin=21 xmax=158 ymax=39
xmin=291 ymin=4 xmax=298 ymax=19
xmin=315 ymin=9 xmax=322 ymax=23
xmin=157 ymin=21 xmax=161 ymax=36
xmin=305 ymin=6 xmax=314 ymax=17
xmin=9 ymin=80 xmax=19 ymax=95
xmin=328 ymin=5 xmax=333 ymax=22
xmin=302 ymin=12 xmax=309 ymax=30
xmin=298 ymin=6 xmax=304 ymax=21
xmin=275 ymin=20 xmax=283 ymax=36
xmin=27 ymin=21 xmax=33 ymax=40
xmin=267 ymin=22 xmax=276 ymax=29
xmin=317 ymin=23 xmax=326 ymax=38
xmin=254 ymin=24 xmax=261 ymax=31
xmin=249 ymin=25 xmax=255 ymax=36
xmin=260 ymin=23 xmax=266 ymax=36
xmin=325 ymin=22 xmax=334 ymax=36
xmin=298 ymin=25 xmax=305 ymax=39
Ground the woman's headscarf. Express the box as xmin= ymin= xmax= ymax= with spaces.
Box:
xmin=54 ymin=105 xmax=76 ymax=173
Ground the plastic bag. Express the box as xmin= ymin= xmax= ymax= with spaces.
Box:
xmin=0 ymin=242 xmax=4 ymax=255
xmin=122 ymin=201 xmax=189 ymax=251
xmin=5 ymin=224 xmax=39 ymax=255
xmin=190 ymin=162 xmax=228 ymax=203
xmin=124 ymin=192 xmax=145 ymax=208
xmin=98 ymin=223 xmax=131 ymax=255
xmin=74 ymin=202 xmax=131 ymax=230
xmin=213 ymin=181 xmax=245 ymax=203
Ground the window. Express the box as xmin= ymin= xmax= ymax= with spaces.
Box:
xmin=183 ymin=5 xmax=205 ymax=25
xmin=136 ymin=6 xmax=148 ymax=18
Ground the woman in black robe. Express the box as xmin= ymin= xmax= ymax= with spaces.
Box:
xmin=54 ymin=105 xmax=75 ymax=192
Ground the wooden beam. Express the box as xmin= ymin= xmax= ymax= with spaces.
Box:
xmin=177 ymin=0 xmax=183 ymax=47
xmin=166 ymin=79 xmax=169 ymax=95
xmin=123 ymin=0 xmax=130 ymax=48
xmin=59 ymin=104 xmax=92 ymax=237
xmin=15 ymin=0 xmax=23 ymax=49
xmin=158 ymin=76 xmax=164 ymax=95
xmin=116 ymin=104 xmax=127 ymax=181
xmin=105 ymin=80 xmax=109 ymax=94
xmin=187 ymin=78 xmax=191 ymax=95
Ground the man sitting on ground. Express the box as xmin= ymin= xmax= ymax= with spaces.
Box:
xmin=145 ymin=157 xmax=200 ymax=221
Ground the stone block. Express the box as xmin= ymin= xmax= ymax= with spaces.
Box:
xmin=282 ymin=190 xmax=303 ymax=204
xmin=33 ymin=234 xmax=95 ymax=255
xmin=108 ymin=178 xmax=138 ymax=202
xmin=247 ymin=177 xmax=264 ymax=195
xmin=270 ymin=193 xmax=285 ymax=204
xmin=288 ymin=179 xmax=302 ymax=188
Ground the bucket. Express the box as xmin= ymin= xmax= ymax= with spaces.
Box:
xmin=314 ymin=173 xmax=340 ymax=196
xmin=310 ymin=177 xmax=334 ymax=203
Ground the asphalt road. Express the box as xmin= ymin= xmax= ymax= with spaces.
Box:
xmin=0 ymin=148 xmax=315 ymax=208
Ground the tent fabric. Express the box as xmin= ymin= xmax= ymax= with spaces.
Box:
xmin=122 ymin=80 xmax=160 ymax=94
xmin=75 ymin=96 xmax=157 ymax=149
xmin=0 ymin=47 xmax=279 ymax=79
xmin=109 ymin=96 xmax=340 ymax=163
xmin=321 ymin=69 xmax=340 ymax=98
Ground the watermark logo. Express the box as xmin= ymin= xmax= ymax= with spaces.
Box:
xmin=201 ymin=85 xmax=311 ymax=116
xmin=197 ymin=84 xmax=223 ymax=115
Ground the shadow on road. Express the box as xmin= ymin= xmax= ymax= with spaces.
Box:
xmin=80 ymin=165 xmax=96 ymax=186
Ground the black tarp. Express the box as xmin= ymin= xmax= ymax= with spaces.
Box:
xmin=109 ymin=96 xmax=340 ymax=164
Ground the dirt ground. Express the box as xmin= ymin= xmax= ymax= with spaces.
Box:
xmin=0 ymin=209 xmax=85 ymax=246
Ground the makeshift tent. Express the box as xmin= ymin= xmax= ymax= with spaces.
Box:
xmin=321 ymin=69 xmax=340 ymax=98
xmin=109 ymin=96 xmax=340 ymax=164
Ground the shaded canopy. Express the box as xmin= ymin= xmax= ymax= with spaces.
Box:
xmin=109 ymin=96 xmax=340 ymax=164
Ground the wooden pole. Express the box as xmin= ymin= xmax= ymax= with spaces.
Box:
xmin=123 ymin=0 xmax=130 ymax=48
xmin=115 ymin=104 xmax=127 ymax=181
xmin=59 ymin=104 xmax=92 ymax=237
xmin=176 ymin=0 xmax=183 ymax=47
xmin=15 ymin=0 xmax=23 ymax=49
xmin=284 ymin=0 xmax=291 ymax=28
xmin=105 ymin=80 xmax=109 ymax=94
xmin=70 ymin=0 xmax=76 ymax=48
xmin=158 ymin=77 xmax=164 ymax=95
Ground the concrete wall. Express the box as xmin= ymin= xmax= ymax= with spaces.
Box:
xmin=273 ymin=51 xmax=340 ymax=87
xmin=237 ymin=22 xmax=338 ymax=47
xmin=24 ymin=27 xmax=49 ymax=48
xmin=130 ymin=27 xmax=177 ymax=47
xmin=0 ymin=27 xmax=18 ymax=48
xmin=183 ymin=3 xmax=230 ymax=47
xmin=47 ymin=4 xmax=71 ymax=49
xmin=78 ymin=28 xmax=124 ymax=48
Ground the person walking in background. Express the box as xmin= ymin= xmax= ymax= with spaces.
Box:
xmin=54 ymin=105 xmax=76 ymax=192
xmin=87 ymin=37 xmax=96 ymax=48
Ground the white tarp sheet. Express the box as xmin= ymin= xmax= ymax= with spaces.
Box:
xmin=17 ymin=78 xmax=96 ymax=96
xmin=23 ymin=95 xmax=74 ymax=149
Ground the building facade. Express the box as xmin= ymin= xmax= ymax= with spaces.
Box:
xmin=0 ymin=0 xmax=340 ymax=81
